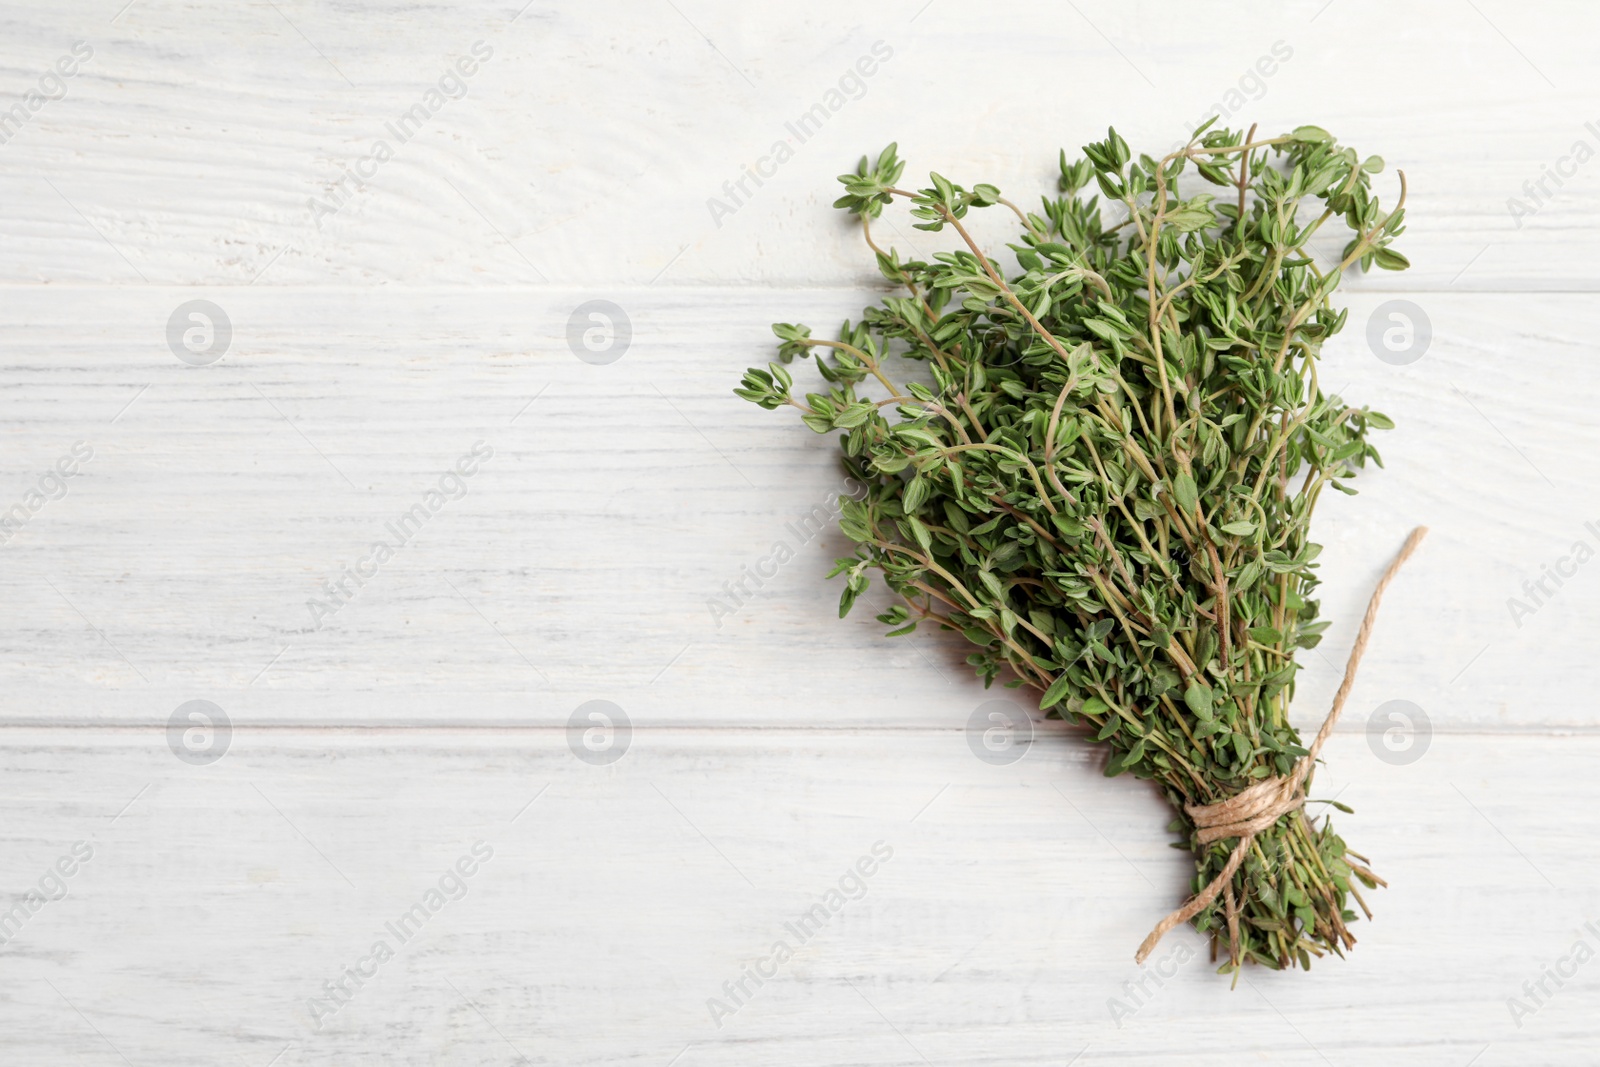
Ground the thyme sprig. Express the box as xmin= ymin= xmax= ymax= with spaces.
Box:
xmin=737 ymin=120 xmax=1407 ymax=973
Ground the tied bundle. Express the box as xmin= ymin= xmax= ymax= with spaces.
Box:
xmin=737 ymin=122 xmax=1424 ymax=972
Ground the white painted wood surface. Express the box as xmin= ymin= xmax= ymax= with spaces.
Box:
xmin=2 ymin=1 xmax=1597 ymax=1064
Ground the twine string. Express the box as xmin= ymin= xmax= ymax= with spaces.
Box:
xmin=1133 ymin=526 xmax=1428 ymax=965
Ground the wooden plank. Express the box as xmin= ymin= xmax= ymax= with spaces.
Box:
xmin=0 ymin=2 xmax=1595 ymax=289
xmin=0 ymin=287 xmax=1590 ymax=729
xmin=0 ymin=728 xmax=1589 ymax=1065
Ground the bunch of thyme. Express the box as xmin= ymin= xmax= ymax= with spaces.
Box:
xmin=736 ymin=121 xmax=1409 ymax=972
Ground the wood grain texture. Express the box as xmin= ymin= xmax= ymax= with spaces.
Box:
xmin=0 ymin=288 xmax=1592 ymax=729
xmin=1 ymin=1 xmax=1597 ymax=1064
xmin=0 ymin=1 xmax=1597 ymax=290
xmin=0 ymin=729 xmax=1594 ymax=1067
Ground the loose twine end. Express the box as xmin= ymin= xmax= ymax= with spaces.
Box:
xmin=1134 ymin=526 xmax=1429 ymax=966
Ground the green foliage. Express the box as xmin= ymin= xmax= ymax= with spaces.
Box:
xmin=737 ymin=123 xmax=1406 ymax=972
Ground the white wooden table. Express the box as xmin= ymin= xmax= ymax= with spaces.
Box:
xmin=1 ymin=2 xmax=1596 ymax=1063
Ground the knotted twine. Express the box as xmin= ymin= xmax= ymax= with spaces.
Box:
xmin=1134 ymin=526 xmax=1429 ymax=965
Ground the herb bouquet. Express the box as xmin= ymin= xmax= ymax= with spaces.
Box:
xmin=736 ymin=122 xmax=1425 ymax=972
